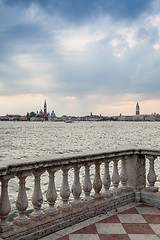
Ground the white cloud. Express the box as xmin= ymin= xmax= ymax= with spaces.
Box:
xmin=57 ymin=27 xmax=107 ymax=51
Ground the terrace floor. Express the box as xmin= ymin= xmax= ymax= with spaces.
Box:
xmin=41 ymin=202 xmax=160 ymax=240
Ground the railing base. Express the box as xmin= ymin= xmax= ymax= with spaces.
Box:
xmin=0 ymin=191 xmax=135 ymax=240
xmin=141 ymin=190 xmax=160 ymax=208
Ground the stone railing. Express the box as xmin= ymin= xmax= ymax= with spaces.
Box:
xmin=0 ymin=147 xmax=160 ymax=240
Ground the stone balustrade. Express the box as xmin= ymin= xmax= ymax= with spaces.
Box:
xmin=0 ymin=147 xmax=160 ymax=240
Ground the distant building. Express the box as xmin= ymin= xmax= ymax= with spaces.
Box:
xmin=44 ymin=100 xmax=47 ymax=119
xmin=136 ymin=102 xmax=140 ymax=115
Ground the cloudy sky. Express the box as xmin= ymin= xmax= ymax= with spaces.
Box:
xmin=0 ymin=0 xmax=160 ymax=116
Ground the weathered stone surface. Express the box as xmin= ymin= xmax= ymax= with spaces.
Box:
xmin=0 ymin=192 xmax=135 ymax=240
xmin=0 ymin=147 xmax=159 ymax=239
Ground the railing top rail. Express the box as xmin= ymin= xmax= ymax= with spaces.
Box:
xmin=0 ymin=147 xmax=160 ymax=176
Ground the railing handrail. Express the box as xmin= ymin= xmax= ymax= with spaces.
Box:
xmin=1 ymin=147 xmax=160 ymax=176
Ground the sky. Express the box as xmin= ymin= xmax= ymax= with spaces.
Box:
xmin=0 ymin=0 xmax=160 ymax=116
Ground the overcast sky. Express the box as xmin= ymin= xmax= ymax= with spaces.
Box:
xmin=1 ymin=0 xmax=160 ymax=116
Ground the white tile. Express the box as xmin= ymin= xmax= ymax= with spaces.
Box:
xmin=69 ymin=234 xmax=99 ymax=240
xmin=118 ymin=214 xmax=146 ymax=223
xmin=136 ymin=207 xmax=160 ymax=215
xmin=40 ymin=233 xmax=62 ymax=240
xmin=128 ymin=234 xmax=159 ymax=240
xmin=96 ymin=223 xmax=126 ymax=234
xmin=149 ymin=224 xmax=160 ymax=234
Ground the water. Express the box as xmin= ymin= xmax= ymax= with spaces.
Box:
xmin=0 ymin=121 xmax=160 ymax=220
xmin=1 ymin=121 xmax=160 ymax=165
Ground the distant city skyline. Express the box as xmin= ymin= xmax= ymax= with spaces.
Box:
xmin=1 ymin=0 xmax=160 ymax=116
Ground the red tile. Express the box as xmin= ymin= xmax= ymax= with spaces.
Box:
xmin=58 ymin=235 xmax=69 ymax=240
xmin=143 ymin=214 xmax=160 ymax=224
xmin=99 ymin=234 xmax=130 ymax=240
xmin=119 ymin=207 xmax=139 ymax=214
xmin=98 ymin=214 xmax=120 ymax=223
xmin=72 ymin=223 xmax=97 ymax=234
xmin=123 ymin=223 xmax=155 ymax=234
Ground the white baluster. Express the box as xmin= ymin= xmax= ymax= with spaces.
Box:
xmin=146 ymin=156 xmax=158 ymax=192
xmin=93 ymin=162 xmax=102 ymax=198
xmin=102 ymin=160 xmax=112 ymax=197
xmin=59 ymin=166 xmax=72 ymax=212
xmin=83 ymin=163 xmax=93 ymax=203
xmin=0 ymin=175 xmax=14 ymax=232
xmin=120 ymin=157 xmax=129 ymax=192
xmin=30 ymin=169 xmax=45 ymax=220
xmin=45 ymin=167 xmax=59 ymax=216
xmin=112 ymin=159 xmax=121 ymax=195
xmin=14 ymin=172 xmax=31 ymax=226
xmin=71 ymin=165 xmax=83 ymax=208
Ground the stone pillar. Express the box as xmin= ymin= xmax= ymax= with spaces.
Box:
xmin=126 ymin=154 xmax=146 ymax=190
xmin=146 ymin=156 xmax=158 ymax=192
xmin=71 ymin=164 xmax=83 ymax=208
xmin=45 ymin=167 xmax=59 ymax=216
xmin=102 ymin=160 xmax=112 ymax=197
xmin=93 ymin=162 xmax=102 ymax=198
xmin=120 ymin=157 xmax=129 ymax=192
xmin=83 ymin=163 xmax=93 ymax=203
xmin=59 ymin=166 xmax=72 ymax=212
xmin=14 ymin=172 xmax=31 ymax=226
xmin=0 ymin=175 xmax=14 ymax=232
xmin=30 ymin=169 xmax=45 ymax=221
xmin=112 ymin=159 xmax=121 ymax=195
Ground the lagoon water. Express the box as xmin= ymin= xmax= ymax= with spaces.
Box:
xmin=1 ymin=121 xmax=160 ymax=165
xmin=0 ymin=121 xmax=160 ymax=219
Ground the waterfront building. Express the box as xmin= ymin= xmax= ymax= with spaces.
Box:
xmin=136 ymin=102 xmax=140 ymax=115
xmin=44 ymin=100 xmax=47 ymax=119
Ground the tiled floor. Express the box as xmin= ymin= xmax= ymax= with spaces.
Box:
xmin=41 ymin=203 xmax=160 ymax=240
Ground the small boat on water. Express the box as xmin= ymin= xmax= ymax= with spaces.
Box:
xmin=65 ymin=119 xmax=72 ymax=123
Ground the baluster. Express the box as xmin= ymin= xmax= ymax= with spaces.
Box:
xmin=120 ymin=157 xmax=129 ymax=192
xmin=93 ymin=162 xmax=102 ymax=198
xmin=14 ymin=172 xmax=31 ymax=226
xmin=30 ymin=169 xmax=45 ymax=220
xmin=59 ymin=166 xmax=72 ymax=212
xmin=102 ymin=160 xmax=112 ymax=197
xmin=45 ymin=167 xmax=59 ymax=216
xmin=71 ymin=164 xmax=83 ymax=208
xmin=146 ymin=156 xmax=158 ymax=192
xmin=112 ymin=159 xmax=121 ymax=195
xmin=0 ymin=175 xmax=14 ymax=232
xmin=83 ymin=163 xmax=93 ymax=203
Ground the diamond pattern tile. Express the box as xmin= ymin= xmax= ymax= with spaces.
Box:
xmin=41 ymin=203 xmax=160 ymax=240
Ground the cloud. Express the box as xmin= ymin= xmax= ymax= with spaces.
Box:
xmin=1 ymin=0 xmax=160 ymax=115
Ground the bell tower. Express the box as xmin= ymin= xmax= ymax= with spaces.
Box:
xmin=44 ymin=100 xmax=47 ymax=120
xmin=136 ymin=102 xmax=140 ymax=115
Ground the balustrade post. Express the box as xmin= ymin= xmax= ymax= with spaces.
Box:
xmin=59 ymin=166 xmax=72 ymax=212
xmin=30 ymin=169 xmax=45 ymax=221
xmin=0 ymin=175 xmax=14 ymax=232
xmin=112 ymin=159 xmax=121 ymax=196
xmin=83 ymin=163 xmax=93 ymax=203
xmin=71 ymin=164 xmax=83 ymax=208
xmin=120 ymin=157 xmax=129 ymax=192
xmin=14 ymin=172 xmax=31 ymax=226
xmin=102 ymin=160 xmax=112 ymax=198
xmin=93 ymin=162 xmax=102 ymax=198
xmin=126 ymin=154 xmax=146 ymax=191
xmin=45 ymin=167 xmax=59 ymax=216
xmin=146 ymin=155 xmax=158 ymax=192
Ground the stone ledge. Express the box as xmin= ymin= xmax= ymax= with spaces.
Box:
xmin=141 ymin=190 xmax=160 ymax=208
xmin=0 ymin=192 xmax=135 ymax=240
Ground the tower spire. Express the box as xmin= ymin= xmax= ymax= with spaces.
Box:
xmin=44 ymin=99 xmax=47 ymax=120
xmin=136 ymin=102 xmax=140 ymax=115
